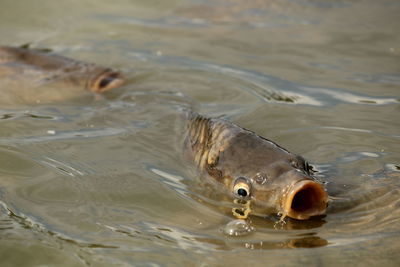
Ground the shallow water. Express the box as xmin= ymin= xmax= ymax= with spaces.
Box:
xmin=1 ymin=0 xmax=400 ymax=266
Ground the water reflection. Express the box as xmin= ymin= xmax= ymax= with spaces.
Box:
xmin=101 ymin=218 xmax=328 ymax=252
xmin=194 ymin=235 xmax=328 ymax=250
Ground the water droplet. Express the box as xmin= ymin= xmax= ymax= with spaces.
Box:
xmin=223 ymin=219 xmax=254 ymax=236
xmin=245 ymin=242 xmax=254 ymax=249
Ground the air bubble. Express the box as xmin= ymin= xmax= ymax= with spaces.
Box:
xmin=223 ymin=219 xmax=254 ymax=236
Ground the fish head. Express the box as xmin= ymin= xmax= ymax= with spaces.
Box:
xmin=209 ymin=132 xmax=328 ymax=220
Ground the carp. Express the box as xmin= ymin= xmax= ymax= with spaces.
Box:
xmin=0 ymin=46 xmax=124 ymax=104
xmin=184 ymin=112 xmax=328 ymax=220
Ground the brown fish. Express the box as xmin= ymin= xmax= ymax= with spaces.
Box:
xmin=0 ymin=46 xmax=124 ymax=104
xmin=184 ymin=112 xmax=328 ymax=220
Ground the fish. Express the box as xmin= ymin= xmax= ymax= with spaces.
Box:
xmin=0 ymin=46 xmax=124 ymax=104
xmin=184 ymin=112 xmax=328 ymax=220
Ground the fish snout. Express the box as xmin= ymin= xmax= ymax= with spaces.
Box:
xmin=282 ymin=180 xmax=328 ymax=220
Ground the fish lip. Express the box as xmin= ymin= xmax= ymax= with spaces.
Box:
xmin=282 ymin=179 xmax=328 ymax=220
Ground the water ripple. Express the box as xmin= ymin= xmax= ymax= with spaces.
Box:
xmin=0 ymin=110 xmax=57 ymax=121
xmin=0 ymin=127 xmax=127 ymax=145
xmin=128 ymin=50 xmax=399 ymax=107
xmin=39 ymin=157 xmax=85 ymax=177
xmin=0 ymin=201 xmax=117 ymax=250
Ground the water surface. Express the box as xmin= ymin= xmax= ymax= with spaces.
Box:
xmin=1 ymin=0 xmax=399 ymax=266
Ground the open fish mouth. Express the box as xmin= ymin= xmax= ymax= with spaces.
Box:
xmin=89 ymin=70 xmax=124 ymax=93
xmin=283 ymin=180 xmax=328 ymax=220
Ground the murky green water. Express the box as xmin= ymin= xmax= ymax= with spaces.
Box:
xmin=1 ymin=0 xmax=400 ymax=266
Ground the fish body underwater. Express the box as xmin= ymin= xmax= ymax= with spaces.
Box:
xmin=0 ymin=46 xmax=124 ymax=104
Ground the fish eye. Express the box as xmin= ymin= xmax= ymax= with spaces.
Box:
xmin=233 ymin=177 xmax=251 ymax=198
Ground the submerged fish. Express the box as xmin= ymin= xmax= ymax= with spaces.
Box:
xmin=184 ymin=112 xmax=328 ymax=220
xmin=0 ymin=46 xmax=124 ymax=104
